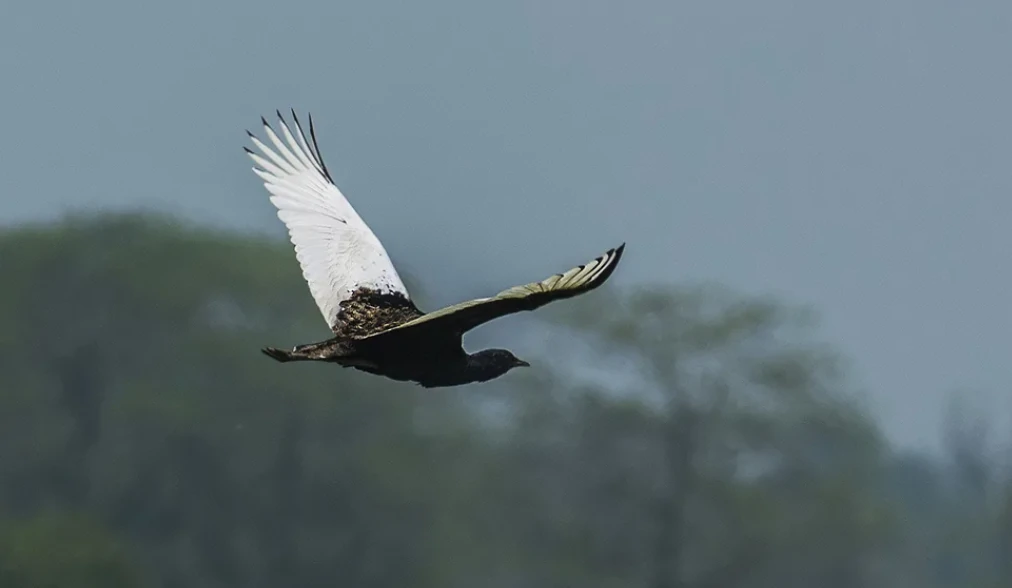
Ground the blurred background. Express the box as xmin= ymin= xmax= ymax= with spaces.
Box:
xmin=1 ymin=0 xmax=1010 ymax=586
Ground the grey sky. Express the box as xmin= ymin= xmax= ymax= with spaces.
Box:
xmin=2 ymin=0 xmax=1009 ymax=451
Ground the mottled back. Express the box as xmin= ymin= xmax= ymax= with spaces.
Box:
xmin=331 ymin=287 xmax=424 ymax=339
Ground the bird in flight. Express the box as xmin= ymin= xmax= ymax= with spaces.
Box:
xmin=246 ymin=110 xmax=625 ymax=387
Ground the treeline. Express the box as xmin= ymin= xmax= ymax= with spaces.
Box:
xmin=0 ymin=214 xmax=1008 ymax=587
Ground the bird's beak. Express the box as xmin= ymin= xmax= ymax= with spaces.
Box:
xmin=516 ymin=359 xmax=531 ymax=368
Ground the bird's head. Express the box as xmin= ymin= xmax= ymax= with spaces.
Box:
xmin=468 ymin=348 xmax=530 ymax=380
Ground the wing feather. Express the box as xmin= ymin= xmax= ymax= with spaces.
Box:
xmin=246 ymin=110 xmax=410 ymax=330
xmin=361 ymin=244 xmax=625 ymax=340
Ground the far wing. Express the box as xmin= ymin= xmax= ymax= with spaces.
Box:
xmin=246 ymin=110 xmax=410 ymax=330
xmin=361 ymin=244 xmax=625 ymax=341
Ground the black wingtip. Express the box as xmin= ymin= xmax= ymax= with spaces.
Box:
xmin=242 ymin=146 xmax=254 ymax=154
xmin=308 ymin=112 xmax=318 ymax=137
xmin=260 ymin=115 xmax=272 ymax=130
xmin=305 ymin=112 xmax=334 ymax=182
xmin=290 ymin=109 xmax=305 ymax=134
xmin=599 ymin=243 xmax=626 ymax=277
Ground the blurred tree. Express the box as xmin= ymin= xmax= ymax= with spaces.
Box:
xmin=0 ymin=214 xmax=470 ymax=588
xmin=0 ymin=511 xmax=144 ymax=588
xmin=937 ymin=397 xmax=1012 ymax=588
xmin=458 ymin=284 xmax=894 ymax=588
xmin=0 ymin=213 xmax=997 ymax=587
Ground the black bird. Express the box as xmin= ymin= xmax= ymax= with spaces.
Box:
xmin=246 ymin=110 xmax=625 ymax=387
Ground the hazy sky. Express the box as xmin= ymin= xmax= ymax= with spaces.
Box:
xmin=2 ymin=0 xmax=1009 ymax=451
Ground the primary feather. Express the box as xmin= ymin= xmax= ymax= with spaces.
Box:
xmin=246 ymin=110 xmax=410 ymax=330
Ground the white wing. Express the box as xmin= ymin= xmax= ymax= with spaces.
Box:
xmin=246 ymin=110 xmax=410 ymax=329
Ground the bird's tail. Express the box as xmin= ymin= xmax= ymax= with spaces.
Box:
xmin=262 ymin=346 xmax=303 ymax=363
xmin=261 ymin=338 xmax=355 ymax=364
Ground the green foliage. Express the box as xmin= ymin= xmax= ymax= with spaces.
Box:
xmin=0 ymin=511 xmax=143 ymax=588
